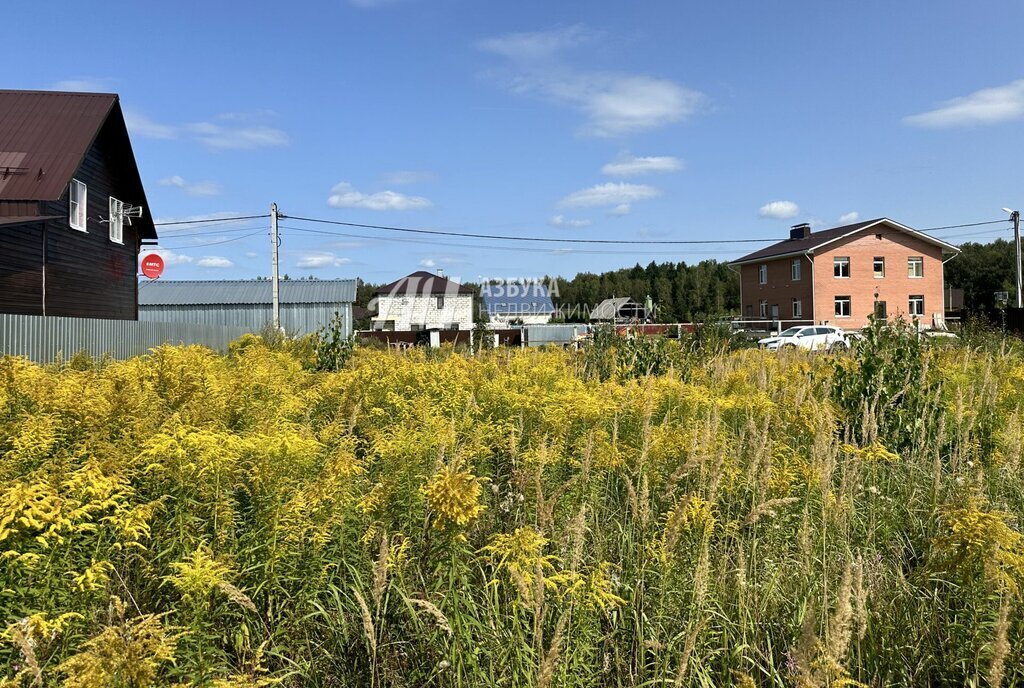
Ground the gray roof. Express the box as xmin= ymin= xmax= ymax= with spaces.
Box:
xmin=590 ymin=297 xmax=634 ymax=321
xmin=731 ymin=217 xmax=960 ymax=265
xmin=138 ymin=279 xmax=357 ymax=306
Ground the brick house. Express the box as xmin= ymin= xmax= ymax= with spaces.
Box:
xmin=371 ymin=270 xmax=474 ymax=331
xmin=731 ymin=218 xmax=959 ymax=330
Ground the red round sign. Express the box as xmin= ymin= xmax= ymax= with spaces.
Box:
xmin=141 ymin=254 xmax=165 ymax=279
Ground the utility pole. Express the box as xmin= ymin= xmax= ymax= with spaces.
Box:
xmin=1014 ymin=209 xmax=1022 ymax=308
xmin=271 ymin=202 xmax=281 ymax=330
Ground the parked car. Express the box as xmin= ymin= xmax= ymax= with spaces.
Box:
xmin=758 ymin=325 xmax=850 ymax=352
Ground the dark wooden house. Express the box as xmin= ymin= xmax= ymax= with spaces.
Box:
xmin=0 ymin=90 xmax=157 ymax=319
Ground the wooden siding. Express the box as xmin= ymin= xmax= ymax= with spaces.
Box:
xmin=39 ymin=120 xmax=141 ymax=320
xmin=0 ymin=222 xmax=44 ymax=315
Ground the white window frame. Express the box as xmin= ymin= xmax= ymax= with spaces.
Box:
xmin=791 ymin=259 xmax=801 ymax=281
xmin=758 ymin=264 xmax=768 ymax=285
xmin=792 ymin=298 xmax=802 ymax=318
xmin=833 ymin=257 xmax=850 ymax=278
xmin=873 ymin=257 xmax=885 ymax=278
xmin=69 ymin=179 xmax=87 ymax=231
xmin=108 ymin=197 xmax=124 ymax=244
xmin=909 ymin=295 xmax=924 ymax=317
xmin=908 ymin=256 xmax=924 ymax=278
xmin=759 ymin=299 xmax=767 ymax=318
xmin=835 ymin=296 xmax=851 ymax=318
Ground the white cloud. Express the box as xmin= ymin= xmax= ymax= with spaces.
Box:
xmin=296 ymin=252 xmax=352 ymax=269
xmin=549 ymin=214 xmax=592 ymax=228
xmin=758 ymin=201 xmax=800 ymax=220
xmin=838 ymin=211 xmax=860 ymax=224
xmin=480 ymin=26 xmax=706 ymax=137
xmin=245 ymin=251 xmax=259 ymax=259
xmin=197 ymin=256 xmax=234 ymax=268
xmin=124 ymin=110 xmax=177 ymax=140
xmin=186 ymin=121 xmax=289 ymax=150
xmin=140 ymin=248 xmax=193 ymax=266
xmin=123 ymin=110 xmax=289 ymax=149
xmin=381 ymin=170 xmax=438 ymax=185
xmin=608 ymin=203 xmax=631 ymax=216
xmin=418 ymin=256 xmax=465 ymax=268
xmin=517 ymin=72 xmax=705 ymax=137
xmin=478 ymin=25 xmax=597 ymax=61
xmin=559 ymin=182 xmax=661 ymax=208
xmin=602 ymin=153 xmax=683 ymax=177
xmin=327 ymin=182 xmax=432 ymax=211
xmin=904 ymin=79 xmax=1024 ymax=128
xmin=159 ymin=175 xmax=221 ymax=197
xmin=51 ymin=78 xmax=113 ymax=93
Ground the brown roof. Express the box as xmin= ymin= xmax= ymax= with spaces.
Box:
xmin=375 ymin=271 xmax=474 ymax=296
xmin=730 ymin=218 xmax=958 ymax=265
xmin=0 ymin=90 xmax=156 ymax=240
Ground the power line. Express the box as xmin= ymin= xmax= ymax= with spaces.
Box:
xmin=279 ymin=225 xmax=753 ymax=256
xmin=282 ymin=214 xmax=780 ymax=245
xmin=157 ymin=230 xmax=266 ymax=250
xmin=150 ymin=224 xmax=269 ymax=239
xmin=154 ymin=213 xmax=269 ymax=226
xmin=920 ymin=219 xmax=1008 ymax=232
xmin=281 ymin=213 xmax=1010 ymax=246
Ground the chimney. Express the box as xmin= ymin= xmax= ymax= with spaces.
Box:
xmin=437 ymin=267 xmax=445 ymax=278
xmin=790 ymin=223 xmax=811 ymax=240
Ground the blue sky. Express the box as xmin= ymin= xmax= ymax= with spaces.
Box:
xmin=8 ymin=0 xmax=1024 ymax=284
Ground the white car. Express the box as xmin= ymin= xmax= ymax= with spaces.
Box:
xmin=758 ymin=325 xmax=850 ymax=352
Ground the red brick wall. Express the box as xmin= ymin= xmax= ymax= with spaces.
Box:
xmin=739 ymin=255 xmax=814 ymax=324
xmin=812 ymin=229 xmax=945 ymax=329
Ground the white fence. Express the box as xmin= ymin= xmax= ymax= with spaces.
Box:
xmin=0 ymin=314 xmax=249 ymax=364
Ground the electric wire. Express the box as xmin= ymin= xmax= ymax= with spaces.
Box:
xmin=279 ymin=225 xmax=754 ymax=256
xmin=281 ymin=213 xmax=1011 ymax=246
xmin=153 ymin=214 xmax=269 ymax=226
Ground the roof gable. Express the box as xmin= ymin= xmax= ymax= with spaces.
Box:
xmin=730 ymin=218 xmax=959 ymax=265
xmin=0 ymin=90 xmax=156 ymax=240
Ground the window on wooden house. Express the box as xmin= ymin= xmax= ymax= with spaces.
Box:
xmin=108 ymin=197 xmax=124 ymax=244
xmin=69 ymin=179 xmax=87 ymax=231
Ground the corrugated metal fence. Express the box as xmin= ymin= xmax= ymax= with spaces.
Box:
xmin=0 ymin=314 xmax=249 ymax=364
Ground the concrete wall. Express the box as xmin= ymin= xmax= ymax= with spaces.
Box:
xmin=373 ymin=294 xmax=473 ymax=330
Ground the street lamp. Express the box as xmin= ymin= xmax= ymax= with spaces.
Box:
xmin=1004 ymin=208 xmax=1022 ymax=309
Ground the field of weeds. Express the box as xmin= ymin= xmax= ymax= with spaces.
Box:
xmin=2 ymin=325 xmax=1023 ymax=687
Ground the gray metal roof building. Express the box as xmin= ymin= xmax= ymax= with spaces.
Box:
xmin=138 ymin=279 xmax=356 ymax=337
